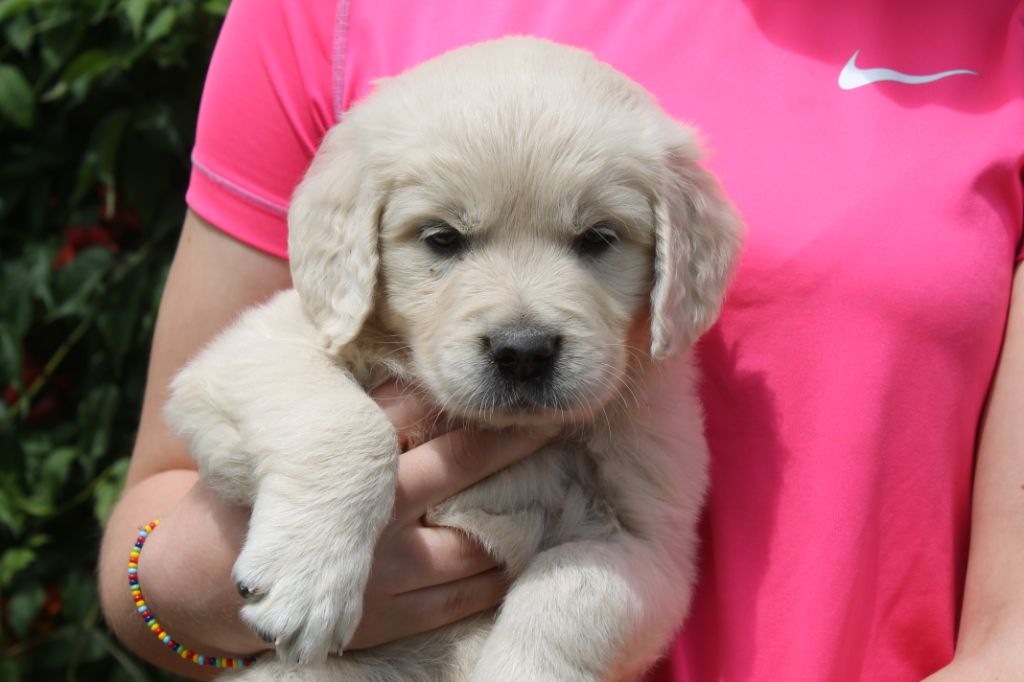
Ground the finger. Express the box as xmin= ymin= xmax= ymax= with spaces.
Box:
xmin=348 ymin=568 xmax=507 ymax=650
xmin=372 ymin=526 xmax=500 ymax=595
xmin=393 ymin=428 xmax=549 ymax=524
xmin=370 ymin=382 xmax=441 ymax=450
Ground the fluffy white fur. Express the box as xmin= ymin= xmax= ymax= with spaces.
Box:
xmin=165 ymin=37 xmax=742 ymax=682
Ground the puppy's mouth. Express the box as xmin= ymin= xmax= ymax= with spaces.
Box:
xmin=484 ymin=384 xmax=566 ymax=414
xmin=455 ymin=385 xmax=575 ymax=426
xmin=448 ymin=370 xmax=612 ymax=426
xmin=427 ymin=358 xmax=579 ymax=423
xmin=424 ymin=326 xmax=625 ymax=426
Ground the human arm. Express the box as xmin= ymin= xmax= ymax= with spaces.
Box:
xmin=97 ymin=211 xmax=541 ymax=678
xmin=922 ymin=263 xmax=1024 ymax=680
xmin=97 ymin=209 xmax=290 ymax=677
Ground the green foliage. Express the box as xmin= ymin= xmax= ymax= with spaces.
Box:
xmin=0 ymin=1 xmax=228 ymax=679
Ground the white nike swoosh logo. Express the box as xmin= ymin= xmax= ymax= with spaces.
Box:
xmin=838 ymin=49 xmax=978 ymax=90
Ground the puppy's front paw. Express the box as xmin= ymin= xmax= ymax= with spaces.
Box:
xmin=232 ymin=520 xmax=369 ymax=664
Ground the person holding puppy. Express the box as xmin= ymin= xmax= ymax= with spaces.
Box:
xmin=98 ymin=1 xmax=1024 ymax=680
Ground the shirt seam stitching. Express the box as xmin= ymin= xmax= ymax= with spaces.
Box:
xmin=332 ymin=0 xmax=351 ymax=122
xmin=191 ymin=155 xmax=289 ymax=216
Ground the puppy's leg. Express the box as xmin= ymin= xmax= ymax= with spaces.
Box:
xmin=230 ymin=375 xmax=399 ymax=664
xmin=472 ymin=395 xmax=707 ymax=681
xmin=166 ymin=290 xmax=400 ymax=664
xmin=469 ymin=533 xmax=691 ymax=682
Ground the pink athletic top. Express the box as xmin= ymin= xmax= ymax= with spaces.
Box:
xmin=186 ymin=1 xmax=1024 ymax=679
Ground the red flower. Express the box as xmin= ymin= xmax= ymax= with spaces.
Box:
xmin=25 ymin=388 xmax=66 ymax=427
xmin=52 ymin=224 xmax=120 ymax=269
xmin=109 ymin=209 xmax=142 ymax=231
xmin=51 ymin=244 xmax=76 ymax=269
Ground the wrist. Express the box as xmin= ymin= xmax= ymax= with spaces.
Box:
xmin=138 ymin=480 xmax=267 ymax=655
xmin=99 ymin=470 xmax=268 ymax=678
xmin=132 ymin=519 xmax=259 ymax=669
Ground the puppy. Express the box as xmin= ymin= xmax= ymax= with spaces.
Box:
xmin=166 ymin=36 xmax=742 ymax=682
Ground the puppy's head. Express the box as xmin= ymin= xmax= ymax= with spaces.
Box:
xmin=289 ymin=37 xmax=742 ymax=423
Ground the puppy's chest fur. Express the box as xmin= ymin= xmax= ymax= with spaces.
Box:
xmin=340 ymin=322 xmax=626 ymax=577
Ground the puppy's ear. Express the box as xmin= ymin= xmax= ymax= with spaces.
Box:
xmin=650 ymin=126 xmax=743 ymax=360
xmin=288 ymin=124 xmax=382 ymax=354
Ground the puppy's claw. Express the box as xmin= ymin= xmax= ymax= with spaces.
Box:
xmin=236 ymin=581 xmax=262 ymax=600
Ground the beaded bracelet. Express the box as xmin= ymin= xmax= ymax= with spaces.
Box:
xmin=130 ymin=519 xmax=259 ymax=669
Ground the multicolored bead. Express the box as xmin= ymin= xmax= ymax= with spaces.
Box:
xmin=130 ymin=518 xmax=258 ymax=669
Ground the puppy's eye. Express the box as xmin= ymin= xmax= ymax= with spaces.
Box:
xmin=574 ymin=222 xmax=619 ymax=257
xmin=420 ymin=223 xmax=466 ymax=256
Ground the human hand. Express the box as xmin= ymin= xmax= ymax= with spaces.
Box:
xmin=122 ymin=381 xmax=546 ymax=670
xmin=346 ymin=381 xmax=549 ymax=649
xmin=920 ymin=634 xmax=1024 ymax=682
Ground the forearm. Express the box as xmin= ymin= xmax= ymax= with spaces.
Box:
xmin=98 ymin=469 xmax=268 ymax=679
xmin=952 ymin=267 xmax=1024 ymax=662
xmin=957 ymin=445 xmax=1024 ymax=658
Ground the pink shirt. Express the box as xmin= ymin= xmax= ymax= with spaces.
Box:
xmin=187 ymin=1 xmax=1024 ymax=679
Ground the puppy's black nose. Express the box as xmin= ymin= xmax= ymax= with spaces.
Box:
xmin=486 ymin=327 xmax=561 ymax=382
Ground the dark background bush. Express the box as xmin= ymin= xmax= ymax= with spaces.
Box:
xmin=1 ymin=1 xmax=227 ymax=679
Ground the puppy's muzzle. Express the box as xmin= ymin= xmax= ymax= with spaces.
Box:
xmin=485 ymin=326 xmax=562 ymax=383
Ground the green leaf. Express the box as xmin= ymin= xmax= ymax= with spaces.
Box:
xmin=96 ymin=263 xmax=149 ymax=372
xmin=6 ymin=583 xmax=44 ymax=638
xmin=25 ymin=242 xmax=56 ymax=311
xmin=0 ymin=261 xmax=33 ymax=338
xmin=50 ymin=247 xmax=115 ymax=319
xmin=93 ymin=631 xmax=150 ymax=682
xmin=0 ymin=2 xmax=223 ymax=673
xmin=143 ymin=5 xmax=177 ymax=43
xmin=59 ymin=570 xmax=97 ymax=624
xmin=71 ymin=108 xmax=131 ymax=207
xmin=35 ymin=8 xmax=83 ymax=83
xmin=89 ymin=0 xmax=117 ymax=24
xmin=43 ymin=446 xmax=78 ymax=480
xmin=26 ymin=533 xmax=50 ymax=548
xmin=0 ymin=546 xmax=34 ymax=585
xmin=15 ymin=493 xmax=54 ymax=517
xmin=96 ymin=109 xmax=130 ymax=204
xmin=0 ymin=327 xmax=23 ymax=395
xmin=78 ymin=384 xmax=119 ymax=463
xmin=0 ymin=63 xmax=34 ymax=129
xmin=0 ymin=323 xmax=22 ymax=388
xmin=4 ymin=11 xmax=34 ymax=54
xmin=202 ymin=0 xmax=230 ymax=16
xmin=79 ymin=630 xmax=114 ymax=670
xmin=0 ymin=474 xmax=23 ymax=534
xmin=60 ymin=48 xmax=118 ymax=104
xmin=92 ymin=457 xmax=128 ymax=525
xmin=39 ymin=79 xmax=68 ymax=102
xmin=0 ymin=0 xmax=35 ymax=22
xmin=32 ymin=624 xmax=75 ymax=669
xmin=120 ymin=0 xmax=151 ymax=37
xmin=26 ymin=446 xmax=78 ymax=507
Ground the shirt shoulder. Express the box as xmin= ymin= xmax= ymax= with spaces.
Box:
xmin=186 ymin=0 xmax=340 ymax=258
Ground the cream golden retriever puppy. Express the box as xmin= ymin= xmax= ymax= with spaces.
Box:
xmin=166 ymin=37 xmax=741 ymax=682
